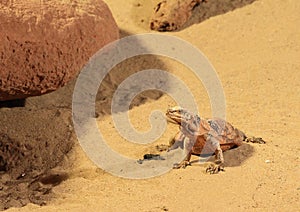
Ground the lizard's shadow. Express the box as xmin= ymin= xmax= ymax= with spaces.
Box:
xmin=190 ymin=143 xmax=255 ymax=167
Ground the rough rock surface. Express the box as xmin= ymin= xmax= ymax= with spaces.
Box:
xmin=149 ymin=0 xmax=257 ymax=31
xmin=150 ymin=0 xmax=202 ymax=31
xmin=0 ymin=0 xmax=119 ymax=101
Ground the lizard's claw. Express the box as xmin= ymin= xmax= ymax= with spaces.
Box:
xmin=205 ymin=164 xmax=225 ymax=174
xmin=173 ymin=161 xmax=191 ymax=169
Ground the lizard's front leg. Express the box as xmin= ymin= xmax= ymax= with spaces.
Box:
xmin=168 ymin=131 xmax=185 ymax=151
xmin=168 ymin=131 xmax=192 ymax=168
xmin=173 ymin=136 xmax=195 ymax=169
xmin=173 ymin=151 xmax=192 ymax=169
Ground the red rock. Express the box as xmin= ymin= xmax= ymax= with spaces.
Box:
xmin=150 ymin=0 xmax=201 ymax=31
xmin=0 ymin=0 xmax=119 ymax=101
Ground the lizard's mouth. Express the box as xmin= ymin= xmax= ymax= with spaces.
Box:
xmin=166 ymin=106 xmax=191 ymax=125
xmin=166 ymin=116 xmax=180 ymax=125
xmin=165 ymin=110 xmax=182 ymax=124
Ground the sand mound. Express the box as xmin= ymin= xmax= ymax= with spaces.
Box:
xmin=0 ymin=107 xmax=74 ymax=209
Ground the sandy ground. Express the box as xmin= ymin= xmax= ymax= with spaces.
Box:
xmin=8 ymin=0 xmax=300 ymax=211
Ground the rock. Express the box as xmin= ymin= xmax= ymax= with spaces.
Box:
xmin=150 ymin=0 xmax=202 ymax=31
xmin=0 ymin=0 xmax=119 ymax=101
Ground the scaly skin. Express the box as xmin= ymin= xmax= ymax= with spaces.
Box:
xmin=166 ymin=106 xmax=264 ymax=173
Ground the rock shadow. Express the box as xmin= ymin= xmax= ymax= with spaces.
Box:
xmin=0 ymin=99 xmax=25 ymax=108
xmin=136 ymin=0 xmax=257 ymax=31
xmin=25 ymin=29 xmax=168 ymax=116
xmin=183 ymin=0 xmax=257 ymax=30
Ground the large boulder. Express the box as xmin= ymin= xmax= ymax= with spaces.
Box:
xmin=0 ymin=0 xmax=119 ymax=101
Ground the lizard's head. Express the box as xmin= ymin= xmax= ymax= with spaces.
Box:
xmin=166 ymin=106 xmax=201 ymax=135
xmin=166 ymin=106 xmax=194 ymax=125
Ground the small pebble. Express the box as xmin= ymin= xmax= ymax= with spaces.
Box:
xmin=265 ymin=160 xmax=271 ymax=163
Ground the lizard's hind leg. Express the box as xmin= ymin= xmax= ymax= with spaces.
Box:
xmin=206 ymin=136 xmax=225 ymax=174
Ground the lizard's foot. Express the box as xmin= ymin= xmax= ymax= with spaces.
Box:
xmin=206 ymin=164 xmax=225 ymax=174
xmin=245 ymin=137 xmax=266 ymax=144
xmin=173 ymin=161 xmax=191 ymax=169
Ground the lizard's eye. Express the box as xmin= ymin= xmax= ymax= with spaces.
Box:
xmin=184 ymin=113 xmax=191 ymax=120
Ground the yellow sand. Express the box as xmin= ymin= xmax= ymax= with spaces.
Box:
xmin=10 ymin=0 xmax=300 ymax=211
